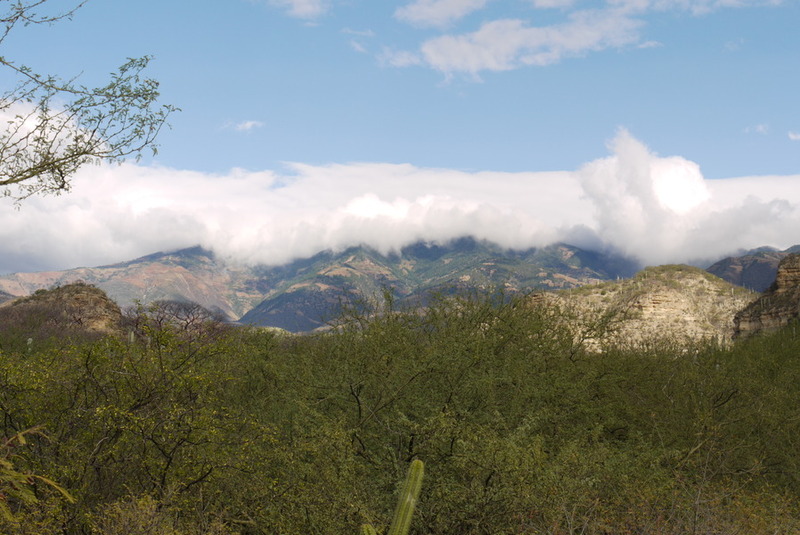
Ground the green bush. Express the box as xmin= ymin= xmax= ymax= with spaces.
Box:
xmin=0 ymin=291 xmax=798 ymax=533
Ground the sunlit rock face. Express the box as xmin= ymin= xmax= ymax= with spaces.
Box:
xmin=530 ymin=265 xmax=757 ymax=351
xmin=734 ymin=254 xmax=800 ymax=338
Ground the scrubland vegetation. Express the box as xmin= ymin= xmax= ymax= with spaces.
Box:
xmin=0 ymin=292 xmax=798 ymax=534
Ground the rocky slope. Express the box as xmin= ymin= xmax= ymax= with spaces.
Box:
xmin=537 ymin=265 xmax=757 ymax=350
xmin=734 ymin=253 xmax=800 ymax=338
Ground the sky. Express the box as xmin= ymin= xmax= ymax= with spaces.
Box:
xmin=0 ymin=0 xmax=798 ymax=274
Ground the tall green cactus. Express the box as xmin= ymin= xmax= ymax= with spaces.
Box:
xmin=361 ymin=459 xmax=424 ymax=535
xmin=361 ymin=525 xmax=378 ymax=535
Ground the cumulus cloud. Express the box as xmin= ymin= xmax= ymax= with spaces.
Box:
xmin=1 ymin=131 xmax=798 ymax=274
xmin=789 ymin=131 xmax=800 ymax=141
xmin=576 ymin=129 xmax=799 ymax=265
xmin=395 ymin=0 xmax=491 ymax=28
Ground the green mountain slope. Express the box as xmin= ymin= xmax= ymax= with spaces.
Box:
xmin=240 ymin=239 xmax=639 ymax=331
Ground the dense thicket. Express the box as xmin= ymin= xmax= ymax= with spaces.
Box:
xmin=0 ymin=293 xmax=798 ymax=534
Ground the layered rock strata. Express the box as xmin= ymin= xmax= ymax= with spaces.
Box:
xmin=734 ymin=254 xmax=800 ymax=338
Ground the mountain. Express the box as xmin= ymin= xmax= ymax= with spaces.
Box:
xmin=0 ymin=247 xmax=266 ymax=321
xmin=734 ymin=253 xmax=800 ymax=338
xmin=0 ymin=247 xmax=765 ymax=346
xmin=537 ymin=265 xmax=757 ymax=349
xmin=238 ymin=239 xmax=641 ymax=331
xmin=706 ymin=245 xmax=800 ymax=292
xmin=0 ymin=239 xmax=639 ymax=332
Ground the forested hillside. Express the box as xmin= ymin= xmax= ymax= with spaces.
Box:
xmin=0 ymin=289 xmax=798 ymax=534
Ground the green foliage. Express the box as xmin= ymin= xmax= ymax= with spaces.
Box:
xmin=0 ymin=427 xmax=73 ymax=527
xmin=0 ymin=291 xmax=799 ymax=533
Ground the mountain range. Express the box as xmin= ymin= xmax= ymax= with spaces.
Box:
xmin=0 ymin=238 xmax=796 ymax=333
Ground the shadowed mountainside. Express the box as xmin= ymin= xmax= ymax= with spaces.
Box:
xmin=706 ymin=245 xmax=800 ymax=292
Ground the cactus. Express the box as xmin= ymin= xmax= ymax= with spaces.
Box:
xmin=361 ymin=459 xmax=424 ymax=535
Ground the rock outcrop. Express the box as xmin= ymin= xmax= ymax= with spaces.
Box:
xmin=536 ymin=265 xmax=757 ymax=350
xmin=734 ymin=254 xmax=800 ymax=338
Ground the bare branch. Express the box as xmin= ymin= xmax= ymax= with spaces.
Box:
xmin=0 ymin=1 xmax=176 ymax=202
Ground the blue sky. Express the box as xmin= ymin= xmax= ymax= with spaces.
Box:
xmin=0 ymin=0 xmax=799 ymax=273
xmin=4 ymin=0 xmax=798 ymax=177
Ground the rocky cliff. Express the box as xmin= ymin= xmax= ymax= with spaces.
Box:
xmin=734 ymin=254 xmax=800 ymax=338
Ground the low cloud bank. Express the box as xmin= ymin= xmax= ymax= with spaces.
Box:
xmin=1 ymin=130 xmax=798 ymax=274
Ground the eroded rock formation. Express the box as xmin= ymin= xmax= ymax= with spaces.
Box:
xmin=734 ymin=254 xmax=800 ymax=338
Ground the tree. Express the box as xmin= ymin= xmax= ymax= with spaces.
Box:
xmin=0 ymin=0 xmax=175 ymax=201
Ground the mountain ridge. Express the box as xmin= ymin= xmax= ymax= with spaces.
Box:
xmin=0 ymin=239 xmax=793 ymax=332
xmin=0 ymin=239 xmax=639 ymax=331
xmin=706 ymin=245 xmax=800 ymax=292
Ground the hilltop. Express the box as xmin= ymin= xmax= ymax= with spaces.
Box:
xmin=540 ymin=264 xmax=757 ymax=349
xmin=0 ymin=282 xmax=123 ymax=343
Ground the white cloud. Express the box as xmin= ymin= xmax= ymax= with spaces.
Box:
xmin=529 ymin=0 xmax=576 ymax=8
xmin=384 ymin=0 xmax=785 ymax=76
xmin=416 ymin=10 xmax=642 ymax=75
xmin=609 ymin=0 xmax=783 ymax=14
xmin=268 ymin=0 xmax=329 ymax=19
xmin=233 ymin=120 xmax=265 ymax=132
xmin=1 ymin=132 xmax=798 ymax=274
xmin=638 ymin=40 xmax=663 ymax=48
xmin=789 ymin=131 xmax=800 ymax=141
xmin=350 ymin=40 xmax=368 ymax=53
xmin=380 ymin=48 xmax=423 ymax=67
xmin=744 ymin=124 xmax=769 ymax=134
xmin=395 ymin=0 xmax=491 ymax=28
xmin=577 ymin=129 xmax=799 ymax=265
xmin=342 ymin=28 xmax=375 ymax=37
xmin=647 ymin=0 xmax=784 ymax=15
